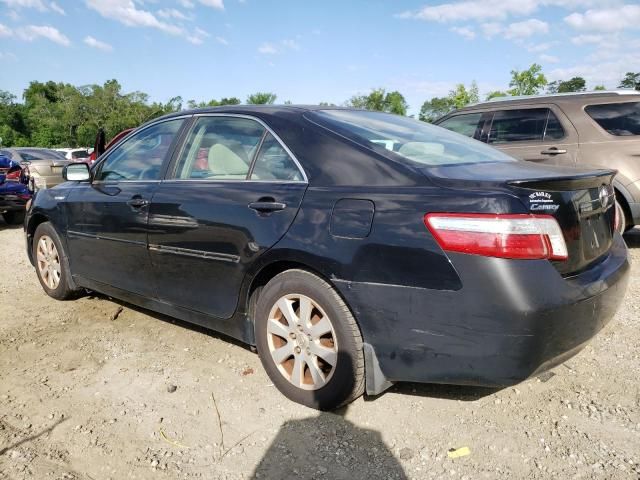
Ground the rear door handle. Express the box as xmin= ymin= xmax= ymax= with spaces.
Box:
xmin=248 ymin=201 xmax=286 ymax=213
xmin=127 ymin=197 xmax=149 ymax=208
xmin=541 ymin=147 xmax=567 ymax=155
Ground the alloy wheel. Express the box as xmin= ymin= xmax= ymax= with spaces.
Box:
xmin=36 ymin=235 xmax=61 ymax=290
xmin=266 ymin=294 xmax=338 ymax=390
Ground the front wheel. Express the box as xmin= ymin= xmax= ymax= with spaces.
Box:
xmin=33 ymin=222 xmax=78 ymax=300
xmin=2 ymin=210 xmax=25 ymax=225
xmin=255 ymin=270 xmax=365 ymax=410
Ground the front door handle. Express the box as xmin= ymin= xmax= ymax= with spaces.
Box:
xmin=127 ymin=197 xmax=149 ymax=208
xmin=541 ymin=147 xmax=567 ymax=155
xmin=248 ymin=200 xmax=286 ymax=213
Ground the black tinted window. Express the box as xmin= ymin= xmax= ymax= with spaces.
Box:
xmin=96 ymin=119 xmax=183 ymax=181
xmin=585 ymin=102 xmax=640 ymax=136
xmin=489 ymin=109 xmax=549 ymax=143
xmin=437 ymin=113 xmax=482 ymax=138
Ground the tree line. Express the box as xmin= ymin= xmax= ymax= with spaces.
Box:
xmin=1 ymin=67 xmax=639 ymax=148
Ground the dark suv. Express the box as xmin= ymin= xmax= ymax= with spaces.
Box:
xmin=435 ymin=91 xmax=640 ymax=233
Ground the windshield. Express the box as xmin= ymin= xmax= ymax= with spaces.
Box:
xmin=310 ymin=110 xmax=516 ymax=166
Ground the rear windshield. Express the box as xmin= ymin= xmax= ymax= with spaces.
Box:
xmin=309 ymin=110 xmax=515 ymax=166
xmin=585 ymin=102 xmax=640 ymax=136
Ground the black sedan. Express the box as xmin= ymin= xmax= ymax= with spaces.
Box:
xmin=25 ymin=106 xmax=629 ymax=410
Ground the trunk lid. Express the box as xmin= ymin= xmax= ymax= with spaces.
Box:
xmin=422 ymin=162 xmax=617 ymax=275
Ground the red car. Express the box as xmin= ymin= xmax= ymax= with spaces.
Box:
xmin=88 ymin=128 xmax=135 ymax=165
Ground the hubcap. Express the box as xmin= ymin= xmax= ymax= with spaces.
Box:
xmin=36 ymin=235 xmax=61 ymax=290
xmin=266 ymin=294 xmax=338 ymax=390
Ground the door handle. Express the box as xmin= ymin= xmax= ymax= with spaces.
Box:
xmin=127 ymin=197 xmax=149 ymax=208
xmin=248 ymin=200 xmax=286 ymax=213
xmin=541 ymin=147 xmax=567 ymax=155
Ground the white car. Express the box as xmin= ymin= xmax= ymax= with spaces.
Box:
xmin=55 ymin=148 xmax=91 ymax=161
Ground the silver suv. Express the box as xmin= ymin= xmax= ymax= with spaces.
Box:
xmin=435 ymin=91 xmax=640 ymax=233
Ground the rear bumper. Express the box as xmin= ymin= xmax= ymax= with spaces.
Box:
xmin=335 ymin=234 xmax=630 ymax=387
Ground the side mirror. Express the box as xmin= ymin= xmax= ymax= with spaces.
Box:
xmin=63 ymin=162 xmax=91 ymax=182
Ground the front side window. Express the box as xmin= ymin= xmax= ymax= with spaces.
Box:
xmin=437 ymin=113 xmax=483 ymax=138
xmin=309 ymin=110 xmax=515 ymax=166
xmin=585 ymin=102 xmax=640 ymax=136
xmin=250 ymin=133 xmax=303 ymax=181
xmin=175 ymin=117 xmax=264 ymax=180
xmin=95 ymin=119 xmax=183 ymax=181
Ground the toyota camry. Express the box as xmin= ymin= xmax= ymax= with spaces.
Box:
xmin=24 ymin=106 xmax=629 ymax=410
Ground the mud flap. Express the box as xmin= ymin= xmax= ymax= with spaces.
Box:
xmin=364 ymin=343 xmax=393 ymax=396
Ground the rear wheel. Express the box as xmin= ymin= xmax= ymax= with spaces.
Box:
xmin=255 ymin=269 xmax=365 ymax=410
xmin=33 ymin=222 xmax=78 ymax=300
xmin=2 ymin=210 xmax=25 ymax=225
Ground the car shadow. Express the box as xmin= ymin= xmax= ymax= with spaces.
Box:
xmin=377 ymin=382 xmax=501 ymax=402
xmin=0 ymin=218 xmax=23 ymax=231
xmin=86 ymin=292 xmax=254 ymax=353
xmin=251 ymin=350 xmax=408 ymax=479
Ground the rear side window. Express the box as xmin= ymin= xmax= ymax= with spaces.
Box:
xmin=585 ymin=102 xmax=640 ymax=136
xmin=250 ymin=133 xmax=303 ymax=181
xmin=437 ymin=113 xmax=482 ymax=138
xmin=488 ymin=108 xmax=564 ymax=144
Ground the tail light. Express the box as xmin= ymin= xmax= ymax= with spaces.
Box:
xmin=424 ymin=213 xmax=568 ymax=261
xmin=6 ymin=170 xmax=20 ymax=181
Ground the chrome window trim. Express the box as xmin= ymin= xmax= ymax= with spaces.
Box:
xmin=178 ymin=113 xmax=308 ymax=184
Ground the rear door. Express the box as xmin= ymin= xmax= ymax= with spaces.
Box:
xmin=483 ymin=106 xmax=579 ymax=166
xmin=148 ymin=114 xmax=307 ymax=319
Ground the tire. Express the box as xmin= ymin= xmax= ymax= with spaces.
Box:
xmin=255 ymin=269 xmax=365 ymax=410
xmin=2 ymin=210 xmax=25 ymax=225
xmin=33 ymin=222 xmax=78 ymax=300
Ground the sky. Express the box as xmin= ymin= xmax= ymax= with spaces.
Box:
xmin=0 ymin=0 xmax=639 ymax=115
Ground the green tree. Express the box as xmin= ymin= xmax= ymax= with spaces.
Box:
xmin=619 ymin=72 xmax=640 ymax=90
xmin=419 ymin=96 xmax=454 ymax=123
xmin=547 ymin=77 xmax=586 ymax=93
xmin=246 ymin=92 xmax=277 ymax=104
xmin=187 ymin=97 xmax=241 ymax=108
xmin=347 ymin=88 xmax=408 ymax=115
xmin=485 ymin=90 xmax=508 ymax=100
xmin=508 ymin=63 xmax=547 ymax=96
xmin=449 ymin=82 xmax=479 ymax=109
xmin=593 ymin=85 xmax=606 ymax=91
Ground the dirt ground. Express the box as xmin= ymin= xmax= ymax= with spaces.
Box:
xmin=0 ymin=219 xmax=639 ymax=480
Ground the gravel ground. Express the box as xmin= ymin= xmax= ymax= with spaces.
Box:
xmin=0 ymin=219 xmax=639 ymax=480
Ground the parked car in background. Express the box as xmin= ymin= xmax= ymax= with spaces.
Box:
xmin=0 ymin=154 xmax=31 ymax=224
xmin=25 ymin=106 xmax=629 ymax=410
xmin=0 ymin=148 xmax=71 ymax=189
xmin=88 ymin=128 xmax=135 ymax=165
xmin=55 ymin=148 xmax=91 ymax=161
xmin=435 ymin=90 xmax=640 ymax=234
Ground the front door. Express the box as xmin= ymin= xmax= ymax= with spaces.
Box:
xmin=484 ymin=106 xmax=579 ymax=166
xmin=147 ymin=114 xmax=307 ymax=319
xmin=66 ymin=118 xmax=186 ymax=297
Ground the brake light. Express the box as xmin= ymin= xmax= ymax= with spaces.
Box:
xmin=6 ymin=170 xmax=20 ymax=180
xmin=424 ymin=213 xmax=568 ymax=261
